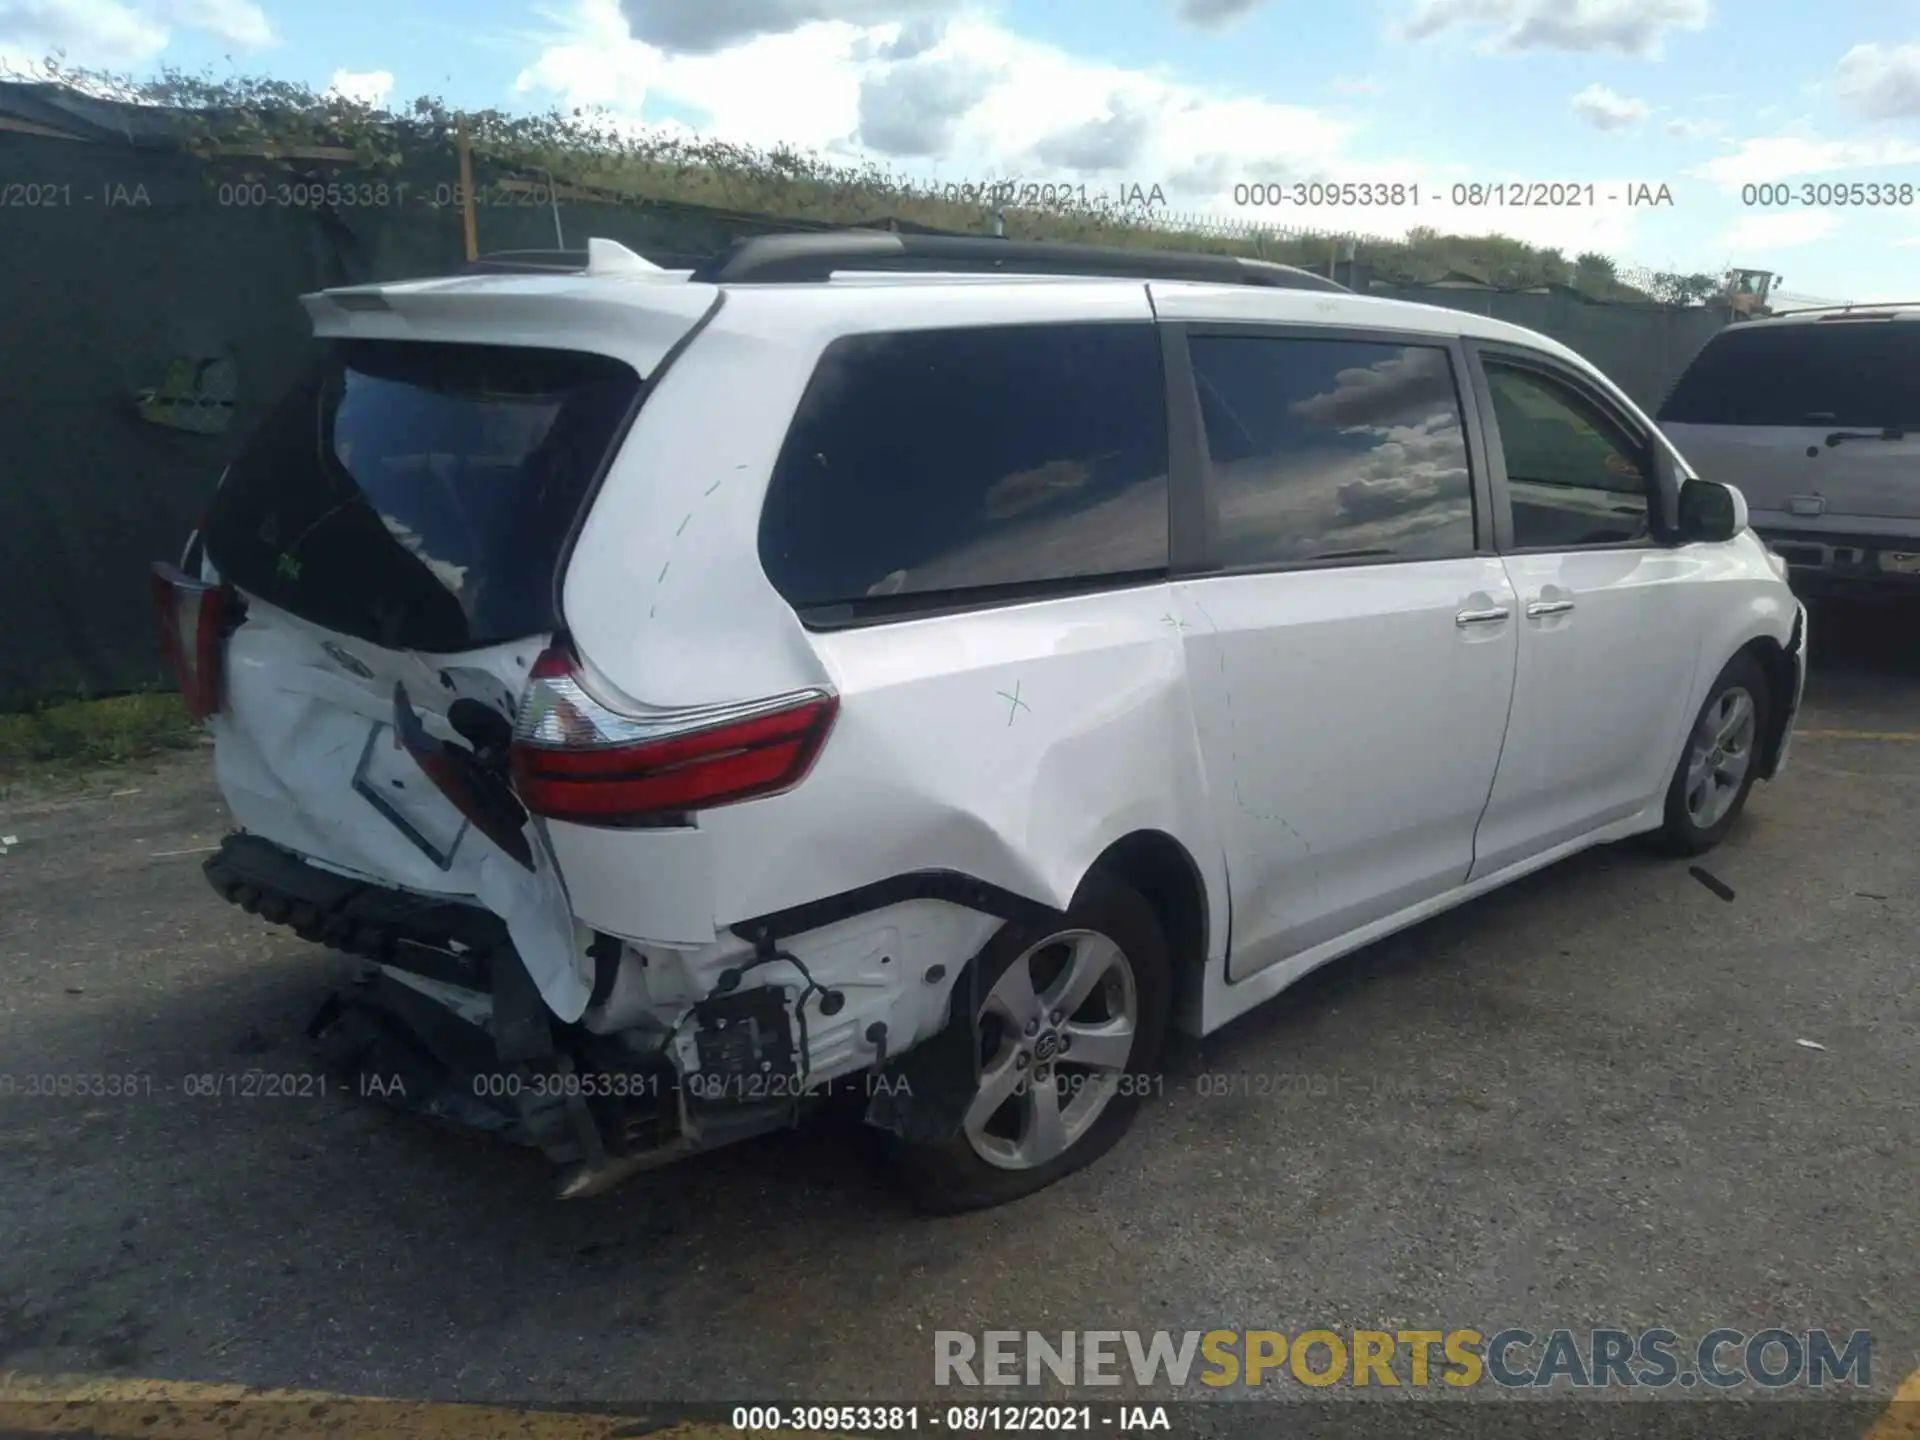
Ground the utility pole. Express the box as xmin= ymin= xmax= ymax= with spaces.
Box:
xmin=456 ymin=117 xmax=478 ymax=262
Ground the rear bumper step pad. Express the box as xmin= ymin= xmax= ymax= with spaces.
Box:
xmin=203 ymin=833 xmax=509 ymax=990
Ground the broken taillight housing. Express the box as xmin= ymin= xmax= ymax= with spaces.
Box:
xmin=150 ymin=561 xmax=230 ymax=719
xmin=509 ymin=643 xmax=838 ymax=826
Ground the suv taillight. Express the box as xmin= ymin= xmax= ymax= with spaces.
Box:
xmin=509 ymin=644 xmax=838 ymax=826
xmin=150 ymin=561 xmax=229 ymax=719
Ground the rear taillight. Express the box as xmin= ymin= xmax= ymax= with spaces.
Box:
xmin=150 ymin=561 xmax=229 ymax=719
xmin=509 ymin=644 xmax=838 ymax=826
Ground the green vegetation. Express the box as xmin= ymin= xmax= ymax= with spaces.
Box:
xmin=0 ymin=693 xmax=205 ymax=783
xmin=13 ymin=59 xmax=1727 ymax=301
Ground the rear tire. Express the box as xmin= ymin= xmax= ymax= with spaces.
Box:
xmin=885 ymin=874 xmax=1171 ymax=1215
xmin=1650 ymin=652 xmax=1771 ymax=856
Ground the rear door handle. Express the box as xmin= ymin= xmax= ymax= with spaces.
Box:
xmin=1526 ymin=599 xmax=1575 ymax=617
xmin=1455 ymin=606 xmax=1511 ymax=626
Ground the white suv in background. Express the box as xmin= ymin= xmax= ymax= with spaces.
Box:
xmin=1658 ymin=303 xmax=1920 ymax=595
xmin=153 ymin=232 xmax=1806 ymax=1213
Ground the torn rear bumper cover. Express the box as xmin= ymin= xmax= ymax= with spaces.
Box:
xmin=205 ymin=834 xmax=694 ymax=1174
xmin=200 ymin=833 xmax=961 ymax=1187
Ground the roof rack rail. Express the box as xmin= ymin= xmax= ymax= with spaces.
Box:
xmin=687 ymin=230 xmax=1349 ymax=292
xmin=1771 ymin=301 xmax=1920 ymax=318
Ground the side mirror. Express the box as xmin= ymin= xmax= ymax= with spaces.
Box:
xmin=1678 ymin=478 xmax=1748 ymax=543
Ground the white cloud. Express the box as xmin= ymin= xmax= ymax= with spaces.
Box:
xmin=516 ymin=1 xmax=1367 ymax=200
xmin=517 ymin=5 xmax=857 ymax=147
xmin=1689 ymin=134 xmax=1920 ymax=190
xmin=857 ymin=53 xmax=999 ymax=157
xmin=1716 ymin=210 xmax=1841 ymax=251
xmin=515 ymin=0 xmax=1664 ymax=261
xmin=327 ymin=68 xmax=394 ymax=107
xmin=871 ymin=15 xmax=941 ymax=59
xmin=1029 ymin=92 xmax=1157 ymax=172
xmin=1833 ymin=42 xmax=1920 ymax=121
xmin=151 ymin=0 xmax=268 ymax=46
xmin=1570 ymin=82 xmax=1650 ymax=129
xmin=1664 ymin=115 xmax=1717 ymax=139
xmin=615 ymin=0 xmax=954 ymax=56
xmin=1291 ymin=346 xmax=1458 ymax=427
xmin=1397 ymin=0 xmax=1709 ymax=57
xmin=0 ymin=0 xmax=168 ymax=68
xmin=1175 ymin=0 xmax=1264 ymax=28
xmin=0 ymin=0 xmax=269 ymax=69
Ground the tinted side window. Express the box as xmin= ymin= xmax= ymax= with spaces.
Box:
xmin=1658 ymin=321 xmax=1920 ymax=428
xmin=758 ymin=323 xmax=1168 ymax=615
xmin=1187 ymin=335 xmax=1475 ymax=567
xmin=1485 ymin=362 xmax=1652 ymax=549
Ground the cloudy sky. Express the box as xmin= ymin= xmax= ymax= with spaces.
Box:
xmin=5 ymin=0 xmax=1918 ymax=297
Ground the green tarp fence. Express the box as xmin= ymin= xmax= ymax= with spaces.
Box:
xmin=0 ymin=120 xmax=1729 ymax=711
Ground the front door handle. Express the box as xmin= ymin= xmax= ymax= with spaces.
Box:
xmin=1526 ymin=599 xmax=1576 ymax=618
xmin=1455 ymin=606 xmax=1511 ymax=626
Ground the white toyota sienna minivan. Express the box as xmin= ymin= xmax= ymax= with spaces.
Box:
xmin=152 ymin=232 xmax=1807 ymax=1211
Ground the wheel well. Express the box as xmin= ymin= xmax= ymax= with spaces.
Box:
xmin=1082 ymin=831 xmax=1209 ymax=973
xmin=1734 ymin=634 xmax=1795 ymax=778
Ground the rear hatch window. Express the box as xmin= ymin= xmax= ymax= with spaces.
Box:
xmin=203 ymin=339 xmax=642 ymax=653
xmin=1658 ymin=321 xmax=1920 ymax=429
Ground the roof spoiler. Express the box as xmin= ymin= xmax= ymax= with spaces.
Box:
xmin=459 ymin=238 xmax=664 ymax=275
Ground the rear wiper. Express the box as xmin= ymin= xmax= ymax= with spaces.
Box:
xmin=1826 ymin=427 xmax=1906 ymax=447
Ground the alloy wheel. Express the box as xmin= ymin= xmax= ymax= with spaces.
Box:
xmin=1685 ymin=685 xmax=1757 ymax=829
xmin=963 ymin=929 xmax=1138 ymax=1171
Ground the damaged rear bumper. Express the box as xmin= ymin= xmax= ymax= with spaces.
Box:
xmin=204 ymin=833 xmax=839 ymax=1195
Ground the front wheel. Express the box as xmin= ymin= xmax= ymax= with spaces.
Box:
xmin=1651 ymin=653 xmax=1772 ymax=855
xmin=885 ymin=874 xmax=1171 ymax=1214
